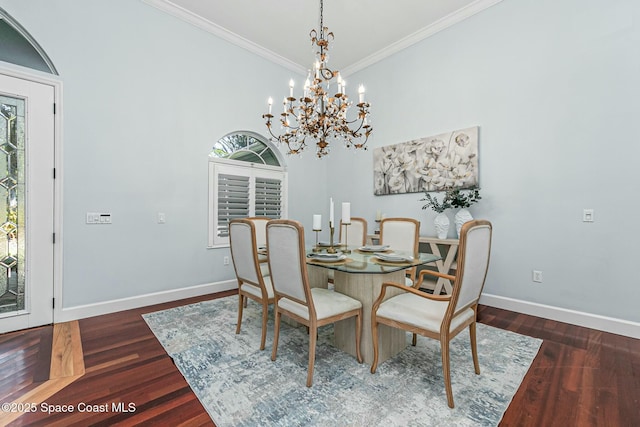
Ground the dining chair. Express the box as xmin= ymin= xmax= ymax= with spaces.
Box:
xmin=229 ymin=219 xmax=275 ymax=351
xmin=246 ymin=216 xmax=271 ymax=277
xmin=370 ymin=219 xmax=492 ymax=408
xmin=339 ymin=217 xmax=368 ymax=247
xmin=266 ymin=219 xmax=363 ymax=387
xmin=327 ymin=217 xmax=368 ymax=286
xmin=379 ymin=217 xmax=420 ymax=286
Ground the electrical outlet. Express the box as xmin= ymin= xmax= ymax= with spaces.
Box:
xmin=583 ymin=209 xmax=594 ymax=222
xmin=532 ymin=270 xmax=543 ymax=283
xmin=223 ymin=256 xmax=230 ymax=266
xmin=157 ymin=212 xmax=166 ymax=224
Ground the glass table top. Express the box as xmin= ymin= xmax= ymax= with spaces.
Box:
xmin=305 ymin=246 xmax=440 ymax=274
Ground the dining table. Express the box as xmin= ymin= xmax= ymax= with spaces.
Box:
xmin=305 ymin=245 xmax=441 ymax=365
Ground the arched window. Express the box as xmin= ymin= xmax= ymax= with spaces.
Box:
xmin=208 ymin=131 xmax=287 ymax=247
xmin=0 ymin=7 xmax=58 ymax=74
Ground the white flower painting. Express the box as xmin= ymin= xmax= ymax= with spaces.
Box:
xmin=373 ymin=126 xmax=478 ymax=195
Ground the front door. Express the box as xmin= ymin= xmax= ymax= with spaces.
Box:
xmin=0 ymin=72 xmax=55 ymax=333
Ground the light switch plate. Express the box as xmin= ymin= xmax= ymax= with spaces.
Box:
xmin=86 ymin=212 xmax=112 ymax=224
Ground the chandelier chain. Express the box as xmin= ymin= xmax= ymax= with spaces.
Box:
xmin=262 ymin=0 xmax=372 ymax=158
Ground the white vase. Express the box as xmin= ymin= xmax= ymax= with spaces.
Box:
xmin=454 ymin=208 xmax=473 ymax=238
xmin=434 ymin=212 xmax=450 ymax=239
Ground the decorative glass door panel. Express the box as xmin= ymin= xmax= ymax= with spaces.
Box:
xmin=0 ymin=95 xmax=25 ymax=315
xmin=0 ymin=72 xmax=55 ymax=333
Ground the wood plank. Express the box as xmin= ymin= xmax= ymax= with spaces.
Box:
xmin=0 ymin=291 xmax=638 ymax=426
xmin=49 ymin=321 xmax=85 ymax=378
xmin=33 ymin=327 xmax=54 ymax=382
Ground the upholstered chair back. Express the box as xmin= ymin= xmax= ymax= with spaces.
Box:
xmin=379 ymin=218 xmax=420 ymax=255
xmin=229 ymin=219 xmax=260 ymax=285
xmin=266 ymin=220 xmax=309 ymax=304
xmin=340 ymin=217 xmax=368 ymax=247
xmin=247 ymin=217 xmax=270 ymax=248
xmin=452 ymin=220 xmax=492 ymax=313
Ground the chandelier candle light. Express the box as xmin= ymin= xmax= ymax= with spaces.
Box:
xmin=263 ymin=0 xmax=372 ymax=158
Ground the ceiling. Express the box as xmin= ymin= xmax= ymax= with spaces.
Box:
xmin=144 ymin=0 xmax=502 ymax=76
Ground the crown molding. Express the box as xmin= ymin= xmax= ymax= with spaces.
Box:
xmin=142 ymin=0 xmax=306 ymax=75
xmin=342 ymin=0 xmax=504 ymax=76
xmin=143 ymin=0 xmax=502 ymax=77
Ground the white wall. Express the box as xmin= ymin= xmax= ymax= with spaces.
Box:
xmin=0 ymin=0 xmax=325 ymax=310
xmin=2 ymin=0 xmax=638 ymax=330
xmin=331 ymin=0 xmax=640 ymax=324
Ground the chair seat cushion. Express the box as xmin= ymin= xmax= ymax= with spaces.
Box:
xmin=376 ymin=293 xmax=474 ymax=334
xmin=279 ymin=288 xmax=361 ymax=321
xmin=240 ymin=275 xmax=274 ymax=299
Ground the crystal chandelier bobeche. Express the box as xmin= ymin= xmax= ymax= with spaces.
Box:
xmin=262 ymin=0 xmax=372 ymax=158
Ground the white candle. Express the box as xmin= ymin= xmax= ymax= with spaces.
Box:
xmin=289 ymin=79 xmax=294 ymax=97
xmin=313 ymin=214 xmax=322 ymax=230
xmin=376 ymin=209 xmax=381 ymax=221
xmin=268 ymin=97 xmax=273 ymax=114
xmin=341 ymin=202 xmax=351 ymax=224
xmin=329 ymin=198 xmax=334 ymax=228
xmin=358 ymin=85 xmax=365 ymax=103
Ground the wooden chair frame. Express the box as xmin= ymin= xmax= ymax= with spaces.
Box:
xmin=371 ymin=219 xmax=492 ymax=408
xmin=339 ymin=217 xmax=368 ymax=246
xmin=267 ymin=219 xmax=363 ymax=387
xmin=379 ymin=217 xmax=420 ymax=284
xmin=229 ymin=218 xmax=274 ymax=350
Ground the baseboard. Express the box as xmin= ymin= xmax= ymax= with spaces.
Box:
xmin=480 ymin=293 xmax=640 ymax=339
xmin=55 ymin=280 xmax=238 ymax=323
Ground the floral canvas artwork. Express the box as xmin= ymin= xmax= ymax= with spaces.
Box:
xmin=373 ymin=126 xmax=479 ymax=195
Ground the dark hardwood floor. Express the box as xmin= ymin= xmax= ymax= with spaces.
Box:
xmin=1 ymin=290 xmax=638 ymax=426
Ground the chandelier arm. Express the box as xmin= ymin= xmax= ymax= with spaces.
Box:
xmin=279 ymin=121 xmax=302 ymax=132
xmin=262 ymin=0 xmax=372 ymax=157
xmin=343 ymin=111 xmax=368 ymax=130
xmin=265 ymin=123 xmax=285 ymax=143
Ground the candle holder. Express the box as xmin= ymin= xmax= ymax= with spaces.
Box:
xmin=327 ymin=225 xmax=337 ymax=253
xmin=312 ymin=228 xmax=321 ymax=252
xmin=341 ymin=222 xmax=352 ymax=253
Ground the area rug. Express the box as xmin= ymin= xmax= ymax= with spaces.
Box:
xmin=143 ymin=296 xmax=541 ymax=427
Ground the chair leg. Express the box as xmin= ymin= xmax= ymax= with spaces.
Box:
xmin=306 ymin=325 xmax=317 ymax=387
xmin=470 ymin=322 xmax=480 ymax=374
xmin=412 ymin=333 xmax=417 ymax=346
xmin=236 ymin=293 xmax=244 ymax=335
xmin=259 ymin=301 xmax=269 ymax=351
xmin=355 ymin=311 xmax=363 ymax=363
xmin=370 ymin=316 xmax=379 ymax=374
xmin=441 ymin=338 xmax=454 ymax=408
xmin=271 ymin=310 xmax=281 ymax=361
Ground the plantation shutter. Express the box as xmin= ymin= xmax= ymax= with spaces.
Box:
xmin=209 ymin=161 xmax=287 ymax=247
xmin=216 ymin=173 xmax=250 ymax=238
xmin=254 ymin=176 xmax=282 ymax=218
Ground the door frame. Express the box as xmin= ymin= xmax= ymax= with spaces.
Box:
xmin=0 ymin=63 xmax=63 ymax=327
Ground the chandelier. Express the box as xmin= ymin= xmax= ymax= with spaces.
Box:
xmin=262 ymin=0 xmax=372 ymax=158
